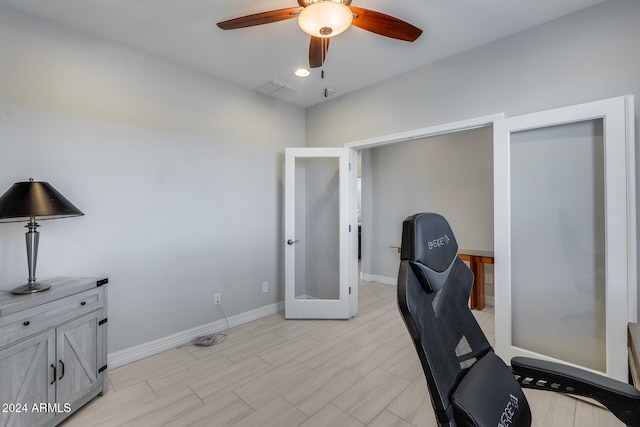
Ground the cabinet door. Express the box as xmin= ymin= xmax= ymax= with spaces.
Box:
xmin=56 ymin=310 xmax=103 ymax=409
xmin=0 ymin=331 xmax=56 ymax=427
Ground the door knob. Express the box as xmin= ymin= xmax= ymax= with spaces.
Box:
xmin=287 ymin=239 xmax=299 ymax=245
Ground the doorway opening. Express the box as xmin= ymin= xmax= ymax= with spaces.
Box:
xmin=346 ymin=114 xmax=503 ymax=317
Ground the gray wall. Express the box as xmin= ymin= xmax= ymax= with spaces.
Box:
xmin=0 ymin=5 xmax=305 ymax=353
xmin=306 ymin=0 xmax=640 ymax=308
xmin=306 ymin=0 xmax=640 ymax=146
xmin=361 ymin=127 xmax=493 ymax=280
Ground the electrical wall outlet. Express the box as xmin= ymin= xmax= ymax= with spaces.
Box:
xmin=485 ymin=274 xmax=493 ymax=285
xmin=262 ymin=281 xmax=269 ymax=293
xmin=214 ymin=292 xmax=221 ymax=305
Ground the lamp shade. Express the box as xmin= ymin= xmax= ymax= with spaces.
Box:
xmin=298 ymin=1 xmax=353 ymax=38
xmin=0 ymin=180 xmax=84 ymax=222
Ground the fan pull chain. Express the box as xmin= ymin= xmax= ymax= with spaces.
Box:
xmin=321 ymin=36 xmax=326 ymax=79
xmin=321 ymin=36 xmax=326 ymax=97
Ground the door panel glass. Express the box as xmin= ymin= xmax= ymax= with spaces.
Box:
xmin=294 ymin=157 xmax=340 ymax=300
xmin=510 ymin=119 xmax=605 ymax=371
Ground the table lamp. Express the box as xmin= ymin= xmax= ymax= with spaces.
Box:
xmin=0 ymin=179 xmax=84 ymax=295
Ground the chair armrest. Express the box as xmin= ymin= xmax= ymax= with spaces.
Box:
xmin=511 ymin=356 xmax=640 ymax=426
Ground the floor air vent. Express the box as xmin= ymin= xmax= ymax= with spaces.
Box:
xmin=255 ymin=79 xmax=298 ymax=99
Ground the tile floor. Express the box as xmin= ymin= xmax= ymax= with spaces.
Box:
xmin=60 ymin=281 xmax=623 ymax=426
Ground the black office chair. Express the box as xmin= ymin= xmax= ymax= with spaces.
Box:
xmin=397 ymin=212 xmax=640 ymax=427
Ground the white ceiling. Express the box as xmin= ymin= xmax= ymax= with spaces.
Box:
xmin=0 ymin=0 xmax=608 ymax=108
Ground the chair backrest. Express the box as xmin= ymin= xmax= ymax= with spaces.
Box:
xmin=397 ymin=213 xmax=495 ymax=425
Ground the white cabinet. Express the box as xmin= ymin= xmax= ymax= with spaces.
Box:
xmin=0 ymin=277 xmax=108 ymax=427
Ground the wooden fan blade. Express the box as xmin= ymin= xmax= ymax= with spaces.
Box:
xmin=309 ymin=37 xmax=330 ymax=68
xmin=217 ymin=7 xmax=302 ymax=30
xmin=349 ymin=7 xmax=422 ymax=42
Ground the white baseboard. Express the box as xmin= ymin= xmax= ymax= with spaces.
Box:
xmin=361 ymin=273 xmax=397 ymax=286
xmin=108 ymin=287 xmax=494 ymax=369
xmin=107 ymin=301 xmax=284 ymax=369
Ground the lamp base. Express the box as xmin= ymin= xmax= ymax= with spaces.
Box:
xmin=11 ymin=282 xmax=51 ymax=295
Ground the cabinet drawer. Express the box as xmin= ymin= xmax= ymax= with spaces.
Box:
xmin=0 ymin=288 xmax=103 ymax=349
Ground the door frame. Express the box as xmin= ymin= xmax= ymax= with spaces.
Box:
xmin=344 ymin=113 xmax=504 ymax=316
xmin=343 ymin=97 xmax=636 ymax=325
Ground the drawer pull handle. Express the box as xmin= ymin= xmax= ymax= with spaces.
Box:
xmin=23 ymin=321 xmax=30 ymax=326
xmin=59 ymin=360 xmax=65 ymax=380
xmin=51 ymin=364 xmax=56 ymax=384
xmin=81 ymin=301 xmax=86 ymax=306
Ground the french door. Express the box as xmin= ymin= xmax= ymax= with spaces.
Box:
xmin=494 ymin=95 xmax=636 ymax=381
xmin=284 ymin=147 xmax=352 ymax=319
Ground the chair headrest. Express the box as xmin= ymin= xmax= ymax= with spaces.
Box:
xmin=401 ymin=213 xmax=459 ymax=292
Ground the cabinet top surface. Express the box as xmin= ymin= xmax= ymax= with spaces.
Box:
xmin=0 ymin=277 xmax=108 ymax=317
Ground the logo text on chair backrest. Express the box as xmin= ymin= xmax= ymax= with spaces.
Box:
xmin=427 ymin=234 xmax=450 ymax=250
xmin=497 ymin=394 xmax=519 ymax=427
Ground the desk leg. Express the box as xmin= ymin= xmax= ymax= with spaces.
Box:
xmin=475 ymin=260 xmax=485 ymax=310
xmin=469 ymin=257 xmax=478 ymax=309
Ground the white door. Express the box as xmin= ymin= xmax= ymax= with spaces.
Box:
xmin=494 ymin=95 xmax=636 ymax=382
xmin=284 ymin=147 xmax=352 ymax=319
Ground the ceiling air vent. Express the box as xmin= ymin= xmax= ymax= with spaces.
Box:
xmin=255 ymin=79 xmax=298 ymax=99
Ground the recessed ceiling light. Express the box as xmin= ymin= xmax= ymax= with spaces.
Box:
xmin=295 ymin=68 xmax=310 ymax=77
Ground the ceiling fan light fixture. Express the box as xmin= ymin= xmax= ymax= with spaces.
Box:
xmin=298 ymin=1 xmax=353 ymax=38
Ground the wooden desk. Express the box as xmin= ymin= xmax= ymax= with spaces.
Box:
xmin=458 ymin=250 xmax=494 ymax=310
xmin=629 ymin=322 xmax=640 ymax=388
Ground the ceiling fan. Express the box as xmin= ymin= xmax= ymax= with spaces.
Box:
xmin=217 ymin=0 xmax=423 ymax=69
